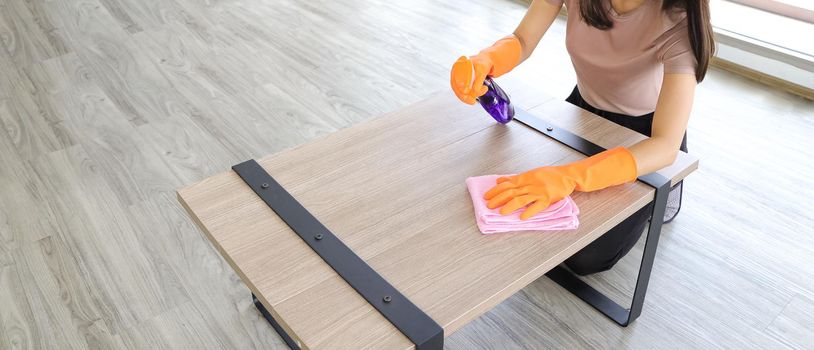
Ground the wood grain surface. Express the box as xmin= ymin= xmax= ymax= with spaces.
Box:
xmin=177 ymin=93 xmax=697 ymax=349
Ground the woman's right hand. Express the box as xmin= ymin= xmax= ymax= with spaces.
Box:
xmin=450 ymin=55 xmax=492 ymax=105
xmin=450 ymin=36 xmax=522 ymax=105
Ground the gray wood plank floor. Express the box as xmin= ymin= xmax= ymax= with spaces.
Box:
xmin=1 ymin=0 xmax=812 ymax=349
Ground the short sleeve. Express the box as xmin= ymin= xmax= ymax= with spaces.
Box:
xmin=661 ymin=23 xmax=698 ymax=75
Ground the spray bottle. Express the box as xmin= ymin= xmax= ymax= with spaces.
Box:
xmin=478 ymin=76 xmax=515 ymax=124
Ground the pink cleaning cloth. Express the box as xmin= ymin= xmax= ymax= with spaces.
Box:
xmin=466 ymin=175 xmax=580 ymax=234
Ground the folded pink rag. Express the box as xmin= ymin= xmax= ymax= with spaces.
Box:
xmin=465 ymin=175 xmax=580 ymax=234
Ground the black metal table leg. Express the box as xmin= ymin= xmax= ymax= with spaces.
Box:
xmin=253 ymin=294 xmax=301 ymax=350
xmin=544 ymin=176 xmax=670 ymax=326
xmin=515 ymin=110 xmax=673 ymax=326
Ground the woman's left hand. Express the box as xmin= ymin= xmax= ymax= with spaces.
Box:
xmin=485 ymin=147 xmax=639 ymax=220
xmin=485 ymin=166 xmax=577 ymax=220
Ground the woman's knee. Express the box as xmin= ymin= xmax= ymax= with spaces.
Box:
xmin=563 ymin=203 xmax=653 ymax=276
xmin=564 ymin=252 xmax=619 ymax=276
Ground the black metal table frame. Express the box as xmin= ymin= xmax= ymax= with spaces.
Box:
xmin=232 ymin=110 xmax=672 ymax=349
xmin=514 ymin=110 xmax=671 ymax=326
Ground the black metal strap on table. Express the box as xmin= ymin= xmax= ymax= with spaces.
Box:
xmin=232 ymin=160 xmax=443 ymax=350
xmin=514 ymin=109 xmax=671 ymax=326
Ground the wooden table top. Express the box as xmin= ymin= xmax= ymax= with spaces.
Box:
xmin=177 ymin=88 xmax=698 ymax=349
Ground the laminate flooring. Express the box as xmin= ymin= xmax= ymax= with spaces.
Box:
xmin=0 ymin=0 xmax=812 ymax=349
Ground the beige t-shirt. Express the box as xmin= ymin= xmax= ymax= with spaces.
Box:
xmin=546 ymin=0 xmax=697 ymax=115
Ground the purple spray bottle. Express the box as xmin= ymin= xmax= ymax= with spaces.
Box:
xmin=478 ymin=76 xmax=515 ymax=124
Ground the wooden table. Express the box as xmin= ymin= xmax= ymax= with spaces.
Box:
xmin=177 ymin=89 xmax=698 ymax=349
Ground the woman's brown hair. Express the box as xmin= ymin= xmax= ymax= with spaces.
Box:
xmin=579 ymin=0 xmax=715 ymax=82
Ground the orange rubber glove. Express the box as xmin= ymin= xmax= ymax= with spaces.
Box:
xmin=484 ymin=147 xmax=639 ymax=220
xmin=451 ymin=36 xmax=522 ymax=105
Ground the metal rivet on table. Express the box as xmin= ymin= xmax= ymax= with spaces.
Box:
xmin=383 ymin=295 xmax=392 ymax=303
xmin=314 ymin=234 xmax=324 ymax=240
xmin=546 ymin=127 xmax=554 ymax=132
xmin=260 ymin=183 xmax=270 ymax=189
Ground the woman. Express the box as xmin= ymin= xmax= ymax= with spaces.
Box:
xmin=450 ymin=0 xmax=713 ymax=275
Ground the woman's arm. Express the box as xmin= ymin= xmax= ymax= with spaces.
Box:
xmin=628 ymin=73 xmax=697 ymax=174
xmin=484 ymin=73 xmax=696 ymax=219
xmin=450 ymin=0 xmax=561 ymax=103
xmin=513 ymin=0 xmax=564 ymax=62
